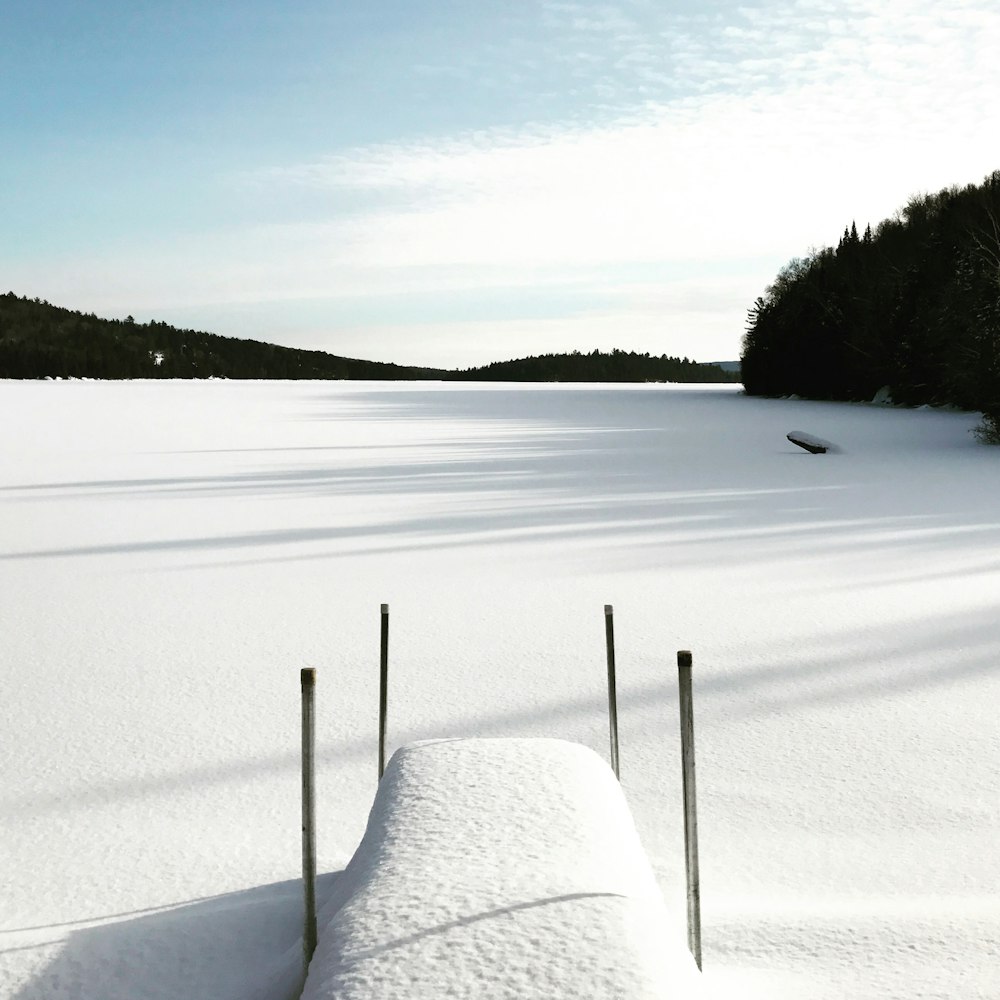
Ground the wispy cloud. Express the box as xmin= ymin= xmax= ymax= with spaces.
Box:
xmin=11 ymin=0 xmax=1000 ymax=367
xmin=249 ymin=0 xmax=1000 ymax=281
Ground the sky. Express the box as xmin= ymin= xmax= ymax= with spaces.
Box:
xmin=3 ymin=1 xmax=999 ymax=369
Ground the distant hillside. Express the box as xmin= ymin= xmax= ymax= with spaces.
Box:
xmin=0 ymin=293 xmax=739 ymax=384
xmin=0 ymin=293 xmax=445 ymax=380
xmin=454 ymin=349 xmax=740 ymax=383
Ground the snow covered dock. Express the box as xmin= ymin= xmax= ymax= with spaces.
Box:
xmin=301 ymin=738 xmax=701 ymax=1000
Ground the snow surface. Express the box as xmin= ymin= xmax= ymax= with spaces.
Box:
xmin=1 ymin=380 xmax=999 ymax=1000
xmin=301 ymin=738 xmax=701 ymax=1000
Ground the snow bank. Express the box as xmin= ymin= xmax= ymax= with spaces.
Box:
xmin=302 ymin=738 xmax=701 ymax=1000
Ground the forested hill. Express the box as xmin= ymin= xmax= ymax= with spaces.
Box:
xmin=741 ymin=169 xmax=1000 ymax=433
xmin=0 ymin=294 xmax=446 ymax=380
xmin=456 ymin=350 xmax=739 ymax=382
xmin=0 ymin=293 xmax=739 ymax=383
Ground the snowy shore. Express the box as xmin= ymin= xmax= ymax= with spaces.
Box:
xmin=1 ymin=380 xmax=997 ymax=1000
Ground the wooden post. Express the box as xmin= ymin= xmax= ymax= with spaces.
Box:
xmin=677 ymin=650 xmax=702 ymax=970
xmin=300 ymin=667 xmax=318 ymax=967
xmin=787 ymin=430 xmax=829 ymax=454
xmin=604 ymin=605 xmax=620 ymax=779
xmin=379 ymin=603 xmax=389 ymax=780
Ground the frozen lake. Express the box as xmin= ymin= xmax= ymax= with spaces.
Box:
xmin=1 ymin=380 xmax=998 ymax=999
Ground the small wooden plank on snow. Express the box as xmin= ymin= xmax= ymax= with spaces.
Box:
xmin=787 ymin=431 xmax=829 ymax=454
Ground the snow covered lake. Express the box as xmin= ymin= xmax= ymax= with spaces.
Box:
xmin=1 ymin=380 xmax=998 ymax=999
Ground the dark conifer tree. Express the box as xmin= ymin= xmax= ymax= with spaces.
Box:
xmin=741 ymin=170 xmax=1000 ymax=436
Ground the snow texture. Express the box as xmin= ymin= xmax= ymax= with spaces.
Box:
xmin=302 ymin=738 xmax=700 ymax=1000
xmin=2 ymin=380 xmax=998 ymax=1000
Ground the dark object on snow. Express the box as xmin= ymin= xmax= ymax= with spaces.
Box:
xmin=787 ymin=431 xmax=828 ymax=454
xmin=604 ymin=605 xmax=620 ymax=780
xmin=379 ymin=604 xmax=389 ymax=780
xmin=300 ymin=668 xmax=318 ymax=965
xmin=677 ymin=649 xmax=702 ymax=970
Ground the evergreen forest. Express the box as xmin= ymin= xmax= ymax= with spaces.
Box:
xmin=741 ymin=170 xmax=1000 ymax=438
xmin=0 ymin=294 xmax=445 ymax=380
xmin=455 ymin=349 xmax=738 ymax=383
xmin=0 ymin=293 xmax=737 ymax=384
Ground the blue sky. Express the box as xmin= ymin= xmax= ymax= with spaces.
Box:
xmin=4 ymin=1 xmax=999 ymax=368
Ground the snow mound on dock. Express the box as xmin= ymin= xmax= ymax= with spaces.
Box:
xmin=302 ymin=738 xmax=701 ymax=1000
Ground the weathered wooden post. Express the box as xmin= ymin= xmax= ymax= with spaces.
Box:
xmin=677 ymin=650 xmax=702 ymax=969
xmin=300 ymin=667 xmax=318 ymax=967
xmin=787 ymin=430 xmax=830 ymax=454
xmin=604 ymin=604 xmax=620 ymax=779
xmin=379 ymin=603 xmax=389 ymax=780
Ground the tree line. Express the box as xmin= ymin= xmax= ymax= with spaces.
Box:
xmin=0 ymin=292 xmax=738 ymax=384
xmin=741 ymin=170 xmax=1000 ymax=440
xmin=0 ymin=294 xmax=443 ymax=380
xmin=456 ymin=349 xmax=739 ymax=382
